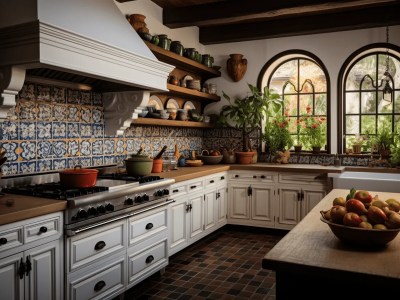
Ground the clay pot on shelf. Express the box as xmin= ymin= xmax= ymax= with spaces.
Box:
xmin=170 ymin=41 xmax=184 ymax=56
xmin=128 ymin=14 xmax=149 ymax=33
xmin=227 ymin=54 xmax=247 ymax=82
xmin=158 ymin=34 xmax=171 ymax=50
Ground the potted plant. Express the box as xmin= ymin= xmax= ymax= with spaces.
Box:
xmin=301 ymin=113 xmax=327 ymax=153
xmin=371 ymin=121 xmax=395 ymax=159
xmin=219 ymin=83 xmax=282 ymax=163
xmin=263 ymin=111 xmax=293 ymax=155
xmin=351 ymin=133 xmax=365 ymax=154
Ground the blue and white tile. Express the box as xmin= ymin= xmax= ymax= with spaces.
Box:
xmin=20 ymin=141 xmax=36 ymax=160
xmin=1 ymin=162 xmax=19 ymax=176
xmin=92 ymin=124 xmax=104 ymax=138
xmin=92 ymin=140 xmax=103 ymax=155
xmin=67 ymin=106 xmax=80 ymax=122
xmin=92 ymin=107 xmax=104 ymax=123
xmin=19 ymin=122 xmax=36 ymax=140
xmin=37 ymin=141 xmax=53 ymax=159
xmin=1 ymin=142 xmax=18 ymax=161
xmin=104 ymin=155 xmax=116 ymax=165
xmin=67 ymin=89 xmax=81 ymax=104
xmin=20 ymin=161 xmax=36 ymax=173
xmin=80 ymin=106 xmax=91 ymax=123
xmin=79 ymin=157 xmax=91 ymax=168
xmin=37 ymin=103 xmax=52 ymax=120
xmin=80 ymin=124 xmax=92 ymax=138
xmin=53 ymin=158 xmax=67 ymax=170
xmin=92 ymin=92 xmax=102 ymax=106
xmin=126 ymin=139 xmax=135 ymax=153
xmin=115 ymin=155 xmax=125 ymax=166
xmin=80 ymin=140 xmax=91 ymax=156
xmin=37 ymin=160 xmax=52 ymax=172
xmin=67 ymin=157 xmax=80 ymax=168
xmin=53 ymin=104 xmax=67 ymax=121
xmin=116 ymin=140 xmax=124 ymax=154
xmin=37 ymin=85 xmax=51 ymax=101
xmin=19 ymin=83 xmax=35 ymax=100
xmin=81 ymin=91 xmax=91 ymax=105
xmin=133 ymin=139 xmax=143 ymax=153
xmin=67 ymin=140 xmax=79 ymax=156
xmin=92 ymin=156 xmax=104 ymax=166
xmin=67 ymin=123 xmax=80 ymax=138
xmin=2 ymin=121 xmax=18 ymax=140
xmin=51 ymin=86 xmax=66 ymax=103
xmin=37 ymin=122 xmax=52 ymax=139
xmin=342 ymin=157 xmax=355 ymax=166
xmin=52 ymin=141 xmax=67 ymax=157
xmin=298 ymin=155 xmax=311 ymax=164
xmin=18 ymin=101 xmax=36 ymax=120
xmin=104 ymin=139 xmax=115 ymax=155
xmin=53 ymin=122 xmax=66 ymax=139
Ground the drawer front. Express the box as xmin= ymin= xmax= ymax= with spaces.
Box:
xmin=24 ymin=215 xmax=61 ymax=244
xmin=186 ymin=179 xmax=204 ymax=194
xmin=278 ymin=173 xmax=328 ymax=185
xmin=129 ymin=208 xmax=167 ymax=245
xmin=229 ymin=172 xmax=275 ymax=183
xmin=67 ymin=220 xmax=126 ymax=272
xmin=170 ymin=182 xmax=187 ymax=198
xmin=128 ymin=240 xmax=168 ymax=282
xmin=0 ymin=226 xmax=23 ymax=254
xmin=68 ymin=256 xmax=125 ymax=300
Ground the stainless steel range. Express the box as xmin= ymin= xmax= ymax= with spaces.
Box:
xmin=1 ymin=173 xmax=175 ymax=236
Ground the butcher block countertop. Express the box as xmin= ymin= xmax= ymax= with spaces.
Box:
xmin=262 ymin=188 xmax=400 ymax=297
xmin=0 ymin=194 xmax=67 ymax=226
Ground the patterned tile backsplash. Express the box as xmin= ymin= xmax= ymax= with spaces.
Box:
xmin=0 ymin=82 xmax=382 ymax=177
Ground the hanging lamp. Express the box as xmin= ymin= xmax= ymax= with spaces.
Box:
xmin=382 ymin=26 xmax=392 ymax=102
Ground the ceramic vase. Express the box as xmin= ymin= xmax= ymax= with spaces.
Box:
xmin=227 ymin=54 xmax=247 ymax=82
xmin=128 ymin=14 xmax=149 ymax=33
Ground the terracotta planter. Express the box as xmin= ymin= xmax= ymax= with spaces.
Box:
xmin=352 ymin=144 xmax=361 ymax=154
xmin=312 ymin=146 xmax=321 ymax=154
xmin=294 ymin=145 xmax=302 ymax=153
xmin=235 ymin=151 xmax=255 ymax=164
xmin=227 ymin=54 xmax=247 ymax=82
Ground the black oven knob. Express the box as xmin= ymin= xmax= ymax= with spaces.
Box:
xmin=163 ymin=189 xmax=170 ymax=196
xmin=143 ymin=194 xmax=149 ymax=201
xmin=105 ymin=203 xmax=114 ymax=211
xmin=156 ymin=190 xmax=163 ymax=197
xmin=88 ymin=207 xmax=97 ymax=216
xmin=125 ymin=198 xmax=134 ymax=205
xmin=135 ymin=195 xmax=143 ymax=203
xmin=77 ymin=209 xmax=88 ymax=219
xmin=97 ymin=205 xmax=106 ymax=214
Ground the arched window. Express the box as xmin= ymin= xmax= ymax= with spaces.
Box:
xmin=339 ymin=44 xmax=400 ymax=153
xmin=258 ymin=50 xmax=330 ymax=153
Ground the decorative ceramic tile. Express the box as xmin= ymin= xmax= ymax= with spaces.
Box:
xmin=37 ymin=160 xmax=52 ymax=172
xmin=53 ymin=141 xmax=67 ymax=157
xmin=67 ymin=89 xmax=81 ymax=104
xmin=53 ymin=122 xmax=67 ymax=139
xmin=79 ymin=157 xmax=91 ymax=167
xmin=53 ymin=158 xmax=67 ymax=170
xmin=2 ymin=121 xmax=18 ymax=140
xmin=324 ymin=156 xmax=334 ymax=165
xmin=103 ymin=139 xmax=114 ymax=155
xmin=115 ymin=155 xmax=126 ymax=166
xmin=1 ymin=142 xmax=18 ymax=161
xmin=37 ymin=122 xmax=52 ymax=139
xmin=1 ymin=162 xmax=19 ymax=175
xmin=143 ymin=139 xmax=151 ymax=154
xmin=20 ymin=161 xmax=36 ymax=173
xmin=67 ymin=140 xmax=79 ymax=156
xmin=104 ymin=155 xmax=115 ymax=165
xmin=18 ymin=101 xmax=36 ymax=120
xmin=19 ymin=83 xmax=35 ymax=100
xmin=116 ymin=140 xmax=124 ymax=154
xmin=92 ymin=107 xmax=103 ymax=123
xmin=67 ymin=157 xmax=80 ymax=168
xmin=310 ymin=155 xmax=323 ymax=164
xmin=20 ymin=141 xmax=36 ymax=160
xmin=159 ymin=127 xmax=170 ymax=137
xmin=92 ymin=156 xmax=104 ymax=166
xmin=67 ymin=123 xmax=80 ymax=138
xmin=37 ymin=85 xmax=51 ymax=101
xmin=67 ymin=106 xmax=80 ymax=122
xmin=53 ymin=104 xmax=67 ymax=121
xmin=51 ymin=86 xmax=66 ymax=103
xmin=37 ymin=141 xmax=53 ymax=159
xmin=92 ymin=140 xmax=103 ymax=155
xmin=80 ymin=106 xmax=91 ymax=123
xmin=80 ymin=124 xmax=92 ymax=138
xmin=93 ymin=92 xmax=102 ymax=106
xmin=92 ymin=124 xmax=104 ymax=138
xmin=298 ymin=155 xmax=311 ymax=164
xmin=356 ymin=157 xmax=369 ymax=166
xmin=80 ymin=140 xmax=91 ymax=156
xmin=126 ymin=139 xmax=135 ymax=153
xmin=80 ymin=91 xmax=91 ymax=105
xmin=342 ymin=156 xmax=355 ymax=166
xmin=37 ymin=103 xmax=52 ymax=120
xmin=288 ymin=155 xmax=298 ymax=163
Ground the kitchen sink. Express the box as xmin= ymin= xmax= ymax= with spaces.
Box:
xmin=329 ymin=171 xmax=400 ymax=193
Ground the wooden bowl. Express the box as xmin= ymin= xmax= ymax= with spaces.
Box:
xmin=197 ymin=155 xmax=223 ymax=165
xmin=185 ymin=160 xmax=203 ymax=167
xmin=320 ymin=216 xmax=400 ymax=247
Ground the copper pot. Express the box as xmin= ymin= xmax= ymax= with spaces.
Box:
xmin=59 ymin=166 xmax=98 ymax=188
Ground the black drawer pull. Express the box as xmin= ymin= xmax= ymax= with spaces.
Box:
xmin=173 ymin=189 xmax=179 ymax=193
xmin=221 ymin=176 xmax=225 ymax=180
xmin=94 ymin=280 xmax=106 ymax=292
xmin=0 ymin=238 xmax=7 ymax=245
xmin=235 ymin=175 xmax=239 ymax=178
xmin=94 ymin=241 xmax=106 ymax=250
xmin=145 ymin=223 xmax=154 ymax=230
xmin=146 ymin=255 xmax=154 ymax=264
xmin=253 ymin=175 xmax=257 ymax=178
xmin=190 ymin=185 xmax=197 ymax=189
xmin=261 ymin=175 xmax=266 ymax=179
xmin=39 ymin=226 xmax=48 ymax=234
xmin=210 ymin=180 xmax=214 ymax=183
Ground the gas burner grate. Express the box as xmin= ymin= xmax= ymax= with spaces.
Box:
xmin=97 ymin=174 xmax=162 ymax=184
xmin=2 ymin=183 xmax=109 ymax=200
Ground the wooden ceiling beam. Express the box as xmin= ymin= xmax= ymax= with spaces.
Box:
xmin=162 ymin=0 xmax=397 ymax=28
xmin=199 ymin=3 xmax=400 ymax=44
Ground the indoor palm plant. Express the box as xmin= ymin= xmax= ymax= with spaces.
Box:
xmin=219 ymin=83 xmax=282 ymax=163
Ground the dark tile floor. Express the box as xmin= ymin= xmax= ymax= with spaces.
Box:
xmin=122 ymin=225 xmax=286 ymax=300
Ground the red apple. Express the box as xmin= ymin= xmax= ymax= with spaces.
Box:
xmin=343 ymin=212 xmax=362 ymax=227
xmin=345 ymin=199 xmax=368 ymax=215
xmin=330 ymin=205 xmax=347 ymax=224
xmin=354 ymin=190 xmax=373 ymax=205
xmin=367 ymin=206 xmax=388 ymax=224
xmin=210 ymin=150 xmax=221 ymax=156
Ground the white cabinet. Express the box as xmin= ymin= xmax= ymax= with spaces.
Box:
xmin=168 ymin=195 xmax=189 ymax=254
xmin=0 ymin=212 xmax=63 ymax=300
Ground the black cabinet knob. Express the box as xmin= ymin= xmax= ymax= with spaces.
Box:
xmin=94 ymin=280 xmax=106 ymax=292
xmin=145 ymin=223 xmax=154 ymax=230
xmin=94 ymin=240 xmax=106 ymax=250
xmin=39 ymin=226 xmax=48 ymax=233
xmin=145 ymin=255 xmax=154 ymax=264
xmin=0 ymin=238 xmax=7 ymax=245
xmin=163 ymin=189 xmax=170 ymax=195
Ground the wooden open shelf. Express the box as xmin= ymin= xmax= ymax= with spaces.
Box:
xmin=166 ymin=84 xmax=220 ymax=103
xmin=131 ymin=118 xmax=215 ymax=128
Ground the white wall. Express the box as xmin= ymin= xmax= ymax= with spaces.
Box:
xmin=115 ymin=0 xmax=400 ymax=153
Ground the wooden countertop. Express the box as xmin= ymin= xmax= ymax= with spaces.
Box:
xmin=0 ymin=194 xmax=67 ymax=226
xmin=262 ymin=188 xmax=400 ymax=282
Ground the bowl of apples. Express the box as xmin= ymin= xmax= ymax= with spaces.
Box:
xmin=320 ymin=189 xmax=400 ymax=247
xmin=197 ymin=150 xmax=223 ymax=165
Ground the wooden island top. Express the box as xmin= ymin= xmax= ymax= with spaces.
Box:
xmin=262 ymin=188 xmax=400 ymax=298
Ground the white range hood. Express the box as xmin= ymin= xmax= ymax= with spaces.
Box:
xmin=0 ymin=0 xmax=174 ymax=135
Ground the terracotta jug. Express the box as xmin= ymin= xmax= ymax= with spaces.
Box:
xmin=128 ymin=14 xmax=149 ymax=33
xmin=227 ymin=54 xmax=247 ymax=82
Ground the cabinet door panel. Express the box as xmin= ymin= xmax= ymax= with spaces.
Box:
xmin=278 ymin=188 xmax=300 ymax=229
xmin=251 ymin=186 xmax=274 ymax=225
xmin=216 ymin=186 xmax=227 ymax=225
xmin=302 ymin=189 xmax=326 ymax=218
xmin=0 ymin=253 xmax=23 ymax=300
xmin=228 ymin=185 xmax=249 ymax=220
xmin=168 ymin=198 xmax=188 ymax=252
xmin=189 ymin=194 xmax=204 ymax=239
xmin=204 ymin=191 xmax=216 ymax=231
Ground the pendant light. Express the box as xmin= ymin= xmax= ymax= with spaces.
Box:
xmin=382 ymin=26 xmax=392 ymax=102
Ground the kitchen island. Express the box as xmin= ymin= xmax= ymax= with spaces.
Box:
xmin=262 ymin=188 xmax=400 ymax=298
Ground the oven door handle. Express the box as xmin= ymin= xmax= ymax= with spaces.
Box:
xmin=65 ymin=199 xmax=175 ymax=237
